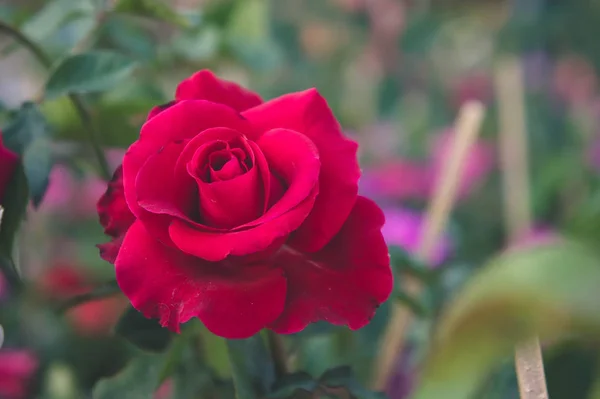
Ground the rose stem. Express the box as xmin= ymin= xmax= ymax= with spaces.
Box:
xmin=266 ymin=330 xmax=289 ymax=378
xmin=494 ymin=57 xmax=549 ymax=399
xmin=0 ymin=20 xmax=112 ymax=181
xmin=371 ymin=101 xmax=486 ymax=390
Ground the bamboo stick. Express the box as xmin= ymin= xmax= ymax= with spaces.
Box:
xmin=494 ymin=57 xmax=549 ymax=399
xmin=371 ymin=101 xmax=486 ymax=390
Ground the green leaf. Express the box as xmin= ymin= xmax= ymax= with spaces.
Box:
xmin=226 ymin=335 xmax=275 ymax=399
xmin=115 ymin=307 xmax=172 ymax=352
xmin=319 ymin=367 xmax=386 ymax=399
xmin=22 ymin=0 xmax=94 ymax=43
xmin=114 ymin=0 xmax=190 ymax=28
xmin=92 ymin=352 xmax=165 ymax=399
xmin=0 ymin=164 xmax=28 ymax=284
xmin=268 ymin=372 xmax=317 ymax=399
xmin=22 ymin=138 xmax=53 ymax=206
xmin=2 ymin=103 xmax=53 ymax=207
xmin=45 ymin=51 xmax=137 ymax=99
xmin=413 ymin=241 xmax=600 ymax=399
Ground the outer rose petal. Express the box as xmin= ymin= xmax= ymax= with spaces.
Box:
xmin=98 ymin=166 xmax=136 ymax=238
xmin=116 ymin=221 xmax=287 ymax=338
xmin=268 ymin=196 xmax=392 ymax=333
xmin=97 ymin=166 xmax=136 ymax=263
xmin=243 ymin=89 xmax=360 ymax=252
xmin=123 ymin=101 xmax=252 ymax=221
xmin=175 ymin=70 xmax=263 ymax=112
xmin=0 ymin=133 xmax=19 ymax=206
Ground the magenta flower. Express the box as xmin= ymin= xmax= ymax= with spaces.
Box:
xmin=381 ymin=207 xmax=452 ymax=267
xmin=427 ymin=128 xmax=494 ymax=200
xmin=0 ymin=350 xmax=38 ymax=399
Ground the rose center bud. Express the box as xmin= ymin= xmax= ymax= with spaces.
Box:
xmin=186 ymin=133 xmax=264 ymax=229
xmin=208 ymin=148 xmax=248 ymax=181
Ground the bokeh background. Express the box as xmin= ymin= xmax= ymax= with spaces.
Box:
xmin=2 ymin=0 xmax=600 ymax=398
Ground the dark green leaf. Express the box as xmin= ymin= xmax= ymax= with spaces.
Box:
xmin=0 ymin=164 xmax=28 ymax=284
xmin=320 ymin=367 xmax=386 ymax=399
xmin=22 ymin=138 xmax=52 ymax=206
xmin=114 ymin=0 xmax=190 ymax=28
xmin=3 ymin=103 xmax=54 ymax=207
xmin=45 ymin=51 xmax=137 ymax=99
xmin=226 ymin=335 xmax=275 ymax=399
xmin=268 ymin=372 xmax=317 ymax=399
xmin=92 ymin=352 xmax=165 ymax=399
xmin=115 ymin=306 xmax=172 ymax=352
xmin=172 ymin=344 xmax=215 ymax=399
xmin=413 ymin=241 xmax=600 ymax=399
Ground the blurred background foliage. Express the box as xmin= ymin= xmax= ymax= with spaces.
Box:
xmin=2 ymin=0 xmax=600 ymax=398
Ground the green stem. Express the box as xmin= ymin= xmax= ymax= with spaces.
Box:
xmin=56 ymin=280 xmax=121 ymax=313
xmin=0 ymin=20 xmax=112 ymax=181
xmin=266 ymin=330 xmax=288 ymax=378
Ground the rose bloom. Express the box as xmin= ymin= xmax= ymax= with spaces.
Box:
xmin=0 ymin=350 xmax=38 ymax=399
xmin=98 ymin=70 xmax=392 ymax=339
xmin=39 ymin=264 xmax=127 ymax=337
xmin=0 ymin=131 xmax=18 ymax=206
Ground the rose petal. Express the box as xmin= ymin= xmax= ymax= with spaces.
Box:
xmin=123 ymin=101 xmax=251 ymax=221
xmin=0 ymin=133 xmax=19 ymax=206
xmin=268 ymin=197 xmax=392 ymax=333
xmin=98 ymin=166 xmax=136 ymax=238
xmin=243 ymin=89 xmax=360 ymax=252
xmin=175 ymin=70 xmax=263 ymax=112
xmin=115 ymin=221 xmax=287 ymax=338
xmin=169 ymin=129 xmax=320 ymax=261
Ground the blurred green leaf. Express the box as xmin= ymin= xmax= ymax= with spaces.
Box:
xmin=45 ymin=51 xmax=137 ymax=99
xmin=226 ymin=335 xmax=275 ymax=399
xmin=320 ymin=367 xmax=386 ymax=399
xmin=225 ymin=0 xmax=282 ymax=71
xmin=114 ymin=0 xmax=190 ymax=28
xmin=92 ymin=352 xmax=165 ymax=399
xmin=99 ymin=16 xmax=156 ymax=60
xmin=3 ymin=103 xmax=53 ymax=207
xmin=115 ymin=306 xmax=172 ymax=352
xmin=21 ymin=0 xmax=94 ymax=43
xmin=268 ymin=372 xmax=317 ymax=399
xmin=0 ymin=164 xmax=28 ymax=283
xmin=413 ymin=241 xmax=600 ymax=399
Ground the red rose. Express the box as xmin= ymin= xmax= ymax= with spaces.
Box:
xmin=0 ymin=350 xmax=38 ymax=399
xmin=98 ymin=70 xmax=392 ymax=338
xmin=0 ymin=131 xmax=19 ymax=206
xmin=39 ymin=264 xmax=127 ymax=337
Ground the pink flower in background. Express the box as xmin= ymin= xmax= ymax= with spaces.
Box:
xmin=428 ymin=129 xmax=494 ymax=199
xmin=154 ymin=379 xmax=173 ymax=399
xmin=39 ymin=166 xmax=74 ymax=212
xmin=553 ymin=55 xmax=597 ymax=105
xmin=360 ymin=160 xmax=430 ymax=200
xmin=450 ymin=72 xmax=492 ymax=110
xmin=587 ymin=136 xmax=600 ymax=170
xmin=381 ymin=207 xmax=451 ymax=267
xmin=0 ymin=350 xmax=38 ymax=399
xmin=512 ymin=226 xmax=561 ymax=250
xmin=39 ymin=264 xmax=127 ymax=337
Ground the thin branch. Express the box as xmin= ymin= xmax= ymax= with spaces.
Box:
xmin=0 ymin=20 xmax=112 ymax=181
xmin=56 ymin=280 xmax=121 ymax=313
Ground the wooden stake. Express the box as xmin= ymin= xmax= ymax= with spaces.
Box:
xmin=494 ymin=57 xmax=549 ymax=399
xmin=371 ymin=101 xmax=486 ymax=390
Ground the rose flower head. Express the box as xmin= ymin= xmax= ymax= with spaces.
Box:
xmin=98 ymin=70 xmax=393 ymax=339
